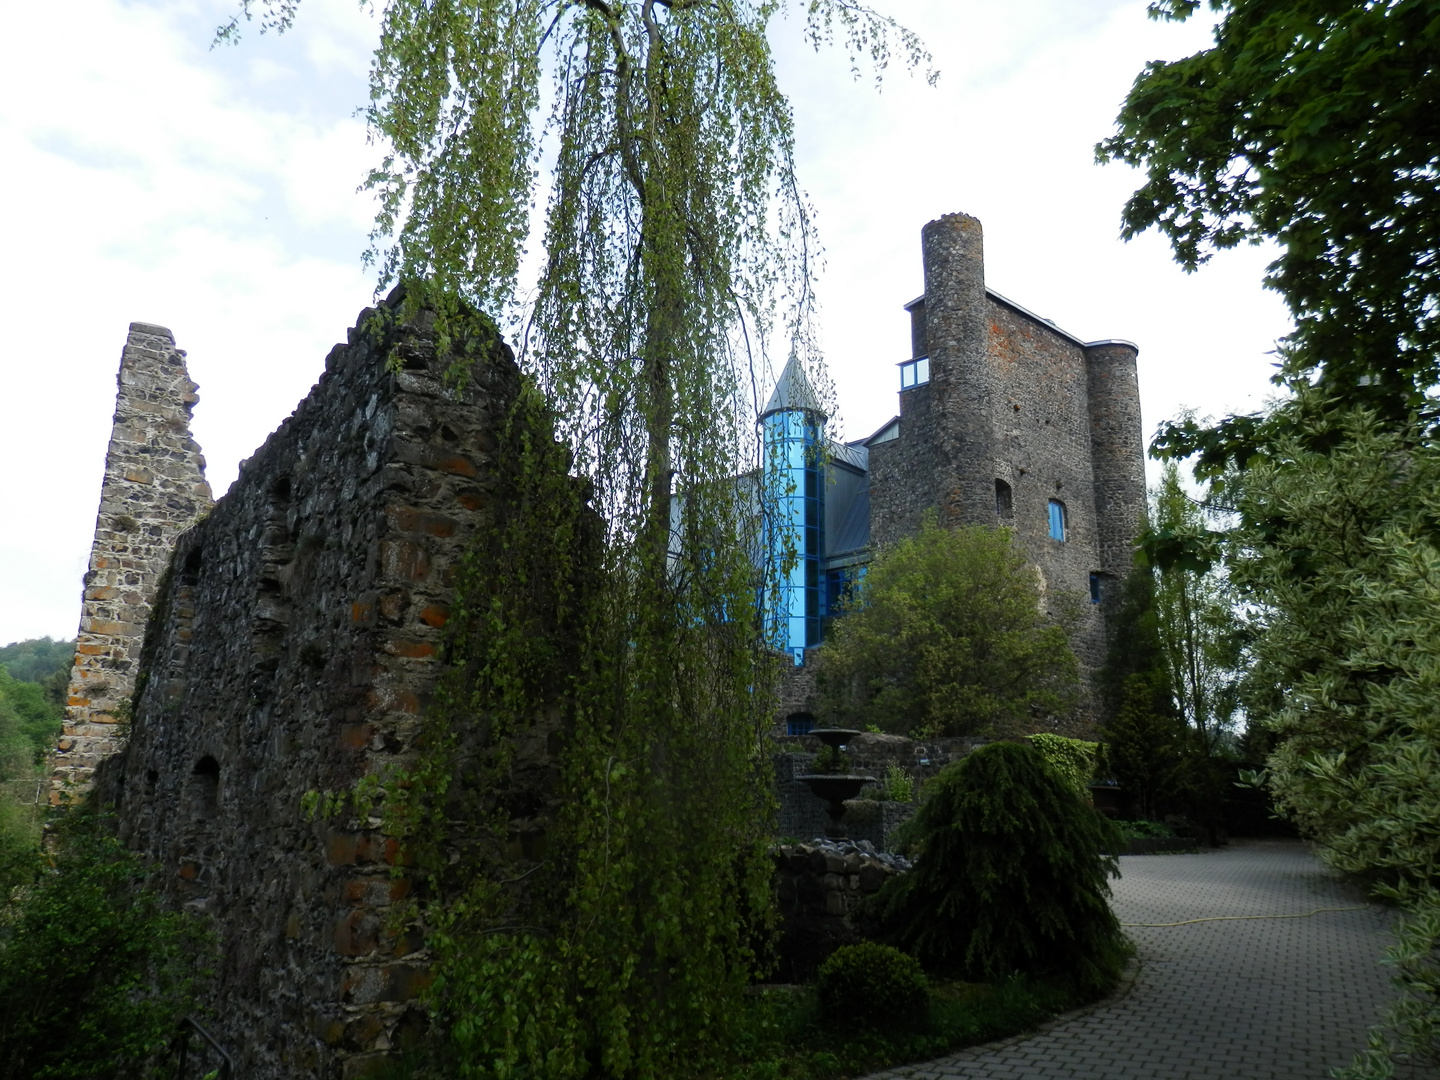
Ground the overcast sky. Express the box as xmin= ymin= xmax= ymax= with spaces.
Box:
xmin=0 ymin=0 xmax=1291 ymax=647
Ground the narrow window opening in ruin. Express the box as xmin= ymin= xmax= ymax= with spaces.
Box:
xmin=181 ymin=548 xmax=203 ymax=588
xmin=786 ymin=711 xmax=816 ymax=737
xmin=995 ymin=479 xmax=1013 ymax=518
xmin=191 ymin=756 xmax=220 ymax=819
xmin=1048 ymin=499 xmax=1067 ymax=542
xmin=1090 ymin=573 xmax=1103 ymax=604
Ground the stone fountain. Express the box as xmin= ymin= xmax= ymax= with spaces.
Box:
xmin=797 ymin=728 xmax=874 ymax=839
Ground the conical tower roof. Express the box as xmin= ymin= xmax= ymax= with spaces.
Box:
xmin=760 ymin=355 xmax=826 ymax=420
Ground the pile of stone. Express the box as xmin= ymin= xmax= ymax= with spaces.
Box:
xmin=794 ymin=837 xmax=912 ymax=873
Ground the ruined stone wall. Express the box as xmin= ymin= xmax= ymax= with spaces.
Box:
xmin=95 ymin=294 xmax=551 ymax=1079
xmin=53 ymin=323 xmax=212 ymax=802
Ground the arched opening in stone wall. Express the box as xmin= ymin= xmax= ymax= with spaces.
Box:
xmin=190 ymin=755 xmax=220 ymax=820
xmin=995 ymin=479 xmax=1013 ymax=519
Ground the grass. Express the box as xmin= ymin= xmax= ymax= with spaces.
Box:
xmin=719 ymin=973 xmax=1106 ymax=1079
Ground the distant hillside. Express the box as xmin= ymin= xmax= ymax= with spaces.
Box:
xmin=0 ymin=637 xmax=75 ymax=686
xmin=0 ymin=637 xmax=71 ymax=766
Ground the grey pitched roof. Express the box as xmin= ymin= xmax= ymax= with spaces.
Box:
xmin=760 ymin=355 xmax=826 ymax=420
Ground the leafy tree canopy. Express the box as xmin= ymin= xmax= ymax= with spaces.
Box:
xmin=1098 ymin=0 xmax=1440 ymax=418
xmin=0 ymin=668 xmax=63 ymax=766
xmin=816 ymin=520 xmax=1080 ymax=738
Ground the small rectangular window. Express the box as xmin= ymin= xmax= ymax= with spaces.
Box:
xmin=787 ymin=713 xmax=816 ymax=736
xmin=1048 ymin=499 xmax=1067 ymax=542
xmin=1089 ymin=573 xmax=1102 ymax=604
xmin=899 ymin=357 xmax=930 ymax=390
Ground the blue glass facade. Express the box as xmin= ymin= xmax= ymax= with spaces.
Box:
xmin=763 ymin=408 xmax=825 ymax=658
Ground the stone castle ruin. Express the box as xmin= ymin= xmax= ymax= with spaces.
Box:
xmin=56 ymin=291 xmax=556 ymax=1076
xmin=54 ymin=324 xmax=212 ymax=799
xmin=51 ymin=213 xmax=1146 ymax=1077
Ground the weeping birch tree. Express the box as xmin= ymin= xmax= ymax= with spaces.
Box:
xmin=223 ymin=3 xmax=930 ymax=1075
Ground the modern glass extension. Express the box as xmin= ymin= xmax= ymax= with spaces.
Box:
xmin=763 ymin=406 xmax=825 ymax=659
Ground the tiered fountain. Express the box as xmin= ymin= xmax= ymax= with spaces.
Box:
xmin=797 ymin=728 xmax=874 ymax=839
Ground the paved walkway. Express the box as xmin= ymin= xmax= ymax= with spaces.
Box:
xmin=865 ymin=839 xmax=1413 ymax=1080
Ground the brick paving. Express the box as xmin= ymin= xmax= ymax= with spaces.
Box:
xmin=864 ymin=839 xmax=1411 ymax=1080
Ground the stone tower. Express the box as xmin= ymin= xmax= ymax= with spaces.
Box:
xmin=51 ymin=323 xmax=212 ymax=802
xmin=867 ymin=212 xmax=1146 ymax=706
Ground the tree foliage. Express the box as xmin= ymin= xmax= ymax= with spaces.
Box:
xmin=1151 ymin=463 xmax=1241 ymax=753
xmin=816 ymin=521 xmax=1080 ymax=738
xmin=1098 ymin=0 xmax=1440 ymax=415
xmin=220 ymin=2 xmax=931 ymax=1075
xmin=0 ymin=666 xmax=64 ymax=765
xmin=864 ymin=742 xmax=1126 ymax=993
xmin=1221 ymin=401 xmax=1440 ymax=1075
xmin=0 ymin=814 xmax=213 ymax=1080
xmin=0 ymin=637 xmax=74 ymax=690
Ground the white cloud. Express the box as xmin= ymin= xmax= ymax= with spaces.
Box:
xmin=0 ymin=0 xmax=1292 ymax=647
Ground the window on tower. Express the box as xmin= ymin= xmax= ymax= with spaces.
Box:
xmin=899 ymin=356 xmax=930 ymax=389
xmin=1048 ymin=499 xmax=1067 ymax=541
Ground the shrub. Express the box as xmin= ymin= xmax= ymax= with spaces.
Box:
xmin=0 ymin=813 xmax=213 ymax=1080
xmin=862 ymin=763 xmax=915 ymax=803
xmin=1025 ymin=734 xmax=1099 ymax=801
xmin=816 ymin=941 xmax=928 ymax=1029
xmin=864 ymin=741 xmax=1127 ymax=992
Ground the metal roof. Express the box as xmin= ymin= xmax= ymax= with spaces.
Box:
xmin=760 ymin=355 xmax=826 ymax=419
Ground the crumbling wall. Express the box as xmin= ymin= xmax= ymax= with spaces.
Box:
xmin=53 ymin=323 xmax=212 ymax=802
xmin=95 ymin=293 xmax=561 ymax=1079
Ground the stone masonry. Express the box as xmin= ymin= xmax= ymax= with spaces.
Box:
xmin=867 ymin=213 xmax=1146 ymax=712
xmin=52 ymin=324 xmax=212 ymax=802
xmin=92 ymin=292 xmax=561 ymax=1078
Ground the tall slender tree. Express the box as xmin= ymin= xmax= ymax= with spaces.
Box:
xmin=1151 ymin=463 xmax=1241 ymax=755
xmin=220 ymin=4 xmax=931 ymax=1074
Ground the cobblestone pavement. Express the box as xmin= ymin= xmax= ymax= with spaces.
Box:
xmin=864 ymin=839 xmax=1411 ymax=1080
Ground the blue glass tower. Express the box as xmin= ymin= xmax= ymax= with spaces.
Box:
xmin=761 ymin=357 xmax=826 ymax=662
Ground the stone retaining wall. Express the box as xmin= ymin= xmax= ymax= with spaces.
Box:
xmin=771 ymin=839 xmax=909 ymax=982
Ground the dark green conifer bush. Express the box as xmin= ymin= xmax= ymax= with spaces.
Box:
xmin=816 ymin=941 xmax=928 ymax=1029
xmin=865 ymin=742 xmax=1127 ymax=992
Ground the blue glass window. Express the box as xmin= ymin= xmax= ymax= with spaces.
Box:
xmin=1090 ymin=572 xmax=1102 ymax=604
xmin=762 ymin=408 xmax=826 ymax=655
xmin=787 ymin=712 xmax=816 ymax=736
xmin=899 ymin=356 xmax=930 ymax=389
xmin=1048 ymin=499 xmax=1067 ymax=541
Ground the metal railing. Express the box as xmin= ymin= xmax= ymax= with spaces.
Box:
xmin=172 ymin=1016 xmax=234 ymax=1080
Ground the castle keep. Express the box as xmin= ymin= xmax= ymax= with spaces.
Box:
xmin=55 ymin=212 xmax=1145 ymax=1076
